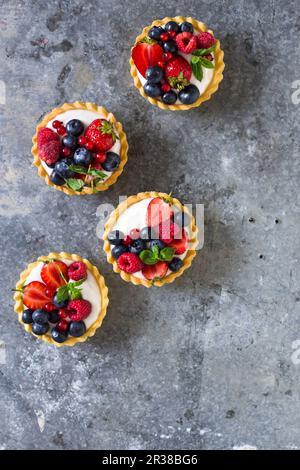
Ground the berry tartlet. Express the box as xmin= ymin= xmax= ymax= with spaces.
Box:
xmin=130 ymin=16 xmax=224 ymax=110
xmin=103 ymin=192 xmax=198 ymax=287
xmin=32 ymin=102 xmax=128 ymax=195
xmin=14 ymin=253 xmax=109 ymax=346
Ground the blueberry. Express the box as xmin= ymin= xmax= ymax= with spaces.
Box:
xmin=163 ymin=40 xmax=178 ymax=54
xmin=174 ymin=211 xmax=191 ymax=227
xmin=66 ymin=119 xmax=84 ymax=136
xmin=69 ymin=321 xmax=86 ymax=337
xmin=53 ymin=293 xmax=69 ymax=309
xmin=32 ymin=322 xmax=49 ymax=335
xmin=144 ymin=82 xmax=162 ymax=98
xmin=169 ymin=257 xmax=184 ymax=272
xmin=148 ymin=239 xmax=166 ymax=250
xmin=32 ymin=309 xmax=49 ymax=325
xmin=112 ymin=245 xmax=128 ymax=259
xmin=54 ymin=158 xmax=75 ymax=179
xmin=102 ymin=152 xmax=120 ymax=172
xmin=73 ymin=147 xmax=92 ymax=167
xmin=145 ymin=66 xmax=164 ymax=84
xmin=129 ymin=239 xmax=146 ymax=254
xmin=51 ymin=327 xmax=68 ymax=343
xmin=148 ymin=26 xmax=164 ymax=41
xmin=48 ymin=310 xmax=60 ymax=324
xmin=50 ymin=170 xmax=65 ymax=186
xmin=178 ymin=84 xmax=200 ymax=104
xmin=180 ymin=22 xmax=194 ymax=33
xmin=22 ymin=309 xmax=33 ymax=324
xmin=165 ymin=21 xmax=180 ymax=33
xmin=140 ymin=226 xmax=153 ymax=241
xmin=62 ymin=134 xmax=78 ymax=150
xmin=107 ymin=230 xmax=124 ymax=245
xmin=162 ymin=91 xmax=177 ymax=105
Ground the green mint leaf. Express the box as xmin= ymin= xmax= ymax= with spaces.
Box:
xmin=68 ymin=165 xmax=89 ymax=175
xmin=70 ymin=279 xmax=85 ymax=287
xmin=69 ymin=288 xmax=82 ymax=300
xmin=151 ymin=245 xmax=159 ymax=258
xmin=56 ymin=285 xmax=69 ymax=303
xmin=191 ymin=56 xmax=200 ymax=64
xmin=66 ymin=178 xmax=85 ymax=192
xmin=191 ymin=61 xmax=203 ymax=81
xmin=199 ymin=57 xmax=214 ymax=69
xmin=159 ymin=247 xmax=175 ymax=262
xmin=139 ymin=250 xmax=158 ymax=265
xmin=87 ymin=168 xmax=107 ymax=179
xmin=192 ymin=44 xmax=215 ymax=56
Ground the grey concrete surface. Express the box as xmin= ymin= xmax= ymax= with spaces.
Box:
xmin=0 ymin=0 xmax=299 ymax=450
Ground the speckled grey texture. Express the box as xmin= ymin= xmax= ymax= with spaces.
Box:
xmin=0 ymin=0 xmax=300 ymax=450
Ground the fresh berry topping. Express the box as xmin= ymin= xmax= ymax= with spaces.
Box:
xmin=57 ymin=125 xmax=66 ymax=136
xmin=129 ymin=228 xmax=141 ymax=240
xmin=50 ymin=170 xmax=65 ymax=186
xmin=146 ymin=197 xmax=173 ymax=227
xmin=57 ymin=320 xmax=69 ymax=332
xmin=69 ymin=321 xmax=86 ymax=337
xmin=140 ymin=226 xmax=153 ymax=241
xmin=48 ymin=310 xmax=59 ymax=323
xmin=204 ymin=53 xmax=213 ymax=61
xmin=22 ymin=309 xmax=34 ymax=324
xmin=168 ymin=229 xmax=189 ymax=254
xmin=165 ymin=56 xmax=192 ymax=90
xmin=161 ymin=83 xmax=171 ymax=93
xmin=41 ymin=260 xmax=69 ymax=289
xmin=101 ymin=151 xmax=120 ymax=172
xmin=162 ymin=90 xmax=177 ymax=105
xmin=78 ymin=136 xmax=87 ymax=146
xmin=158 ymin=221 xmax=181 ymax=244
xmin=145 ymin=66 xmax=164 ymax=84
xmin=68 ymin=261 xmax=87 ymax=281
xmin=73 ymin=147 xmax=92 ymax=167
xmin=53 ymin=293 xmax=69 ymax=309
xmin=62 ymin=134 xmax=77 ymax=150
xmin=178 ymin=84 xmax=200 ymax=104
xmin=123 ymin=235 xmax=133 ymax=246
xmin=197 ymin=31 xmax=215 ymax=49
xmin=132 ymin=41 xmax=164 ymax=78
xmin=85 ymin=141 xmax=94 ymax=151
xmin=66 ymin=119 xmax=84 ymax=136
xmin=129 ymin=239 xmax=146 ymax=255
xmin=169 ymin=257 xmax=184 ymax=272
xmin=174 ymin=210 xmax=191 ymax=227
xmin=163 ymin=52 xmax=173 ymax=62
xmin=142 ymin=261 xmax=168 ymax=280
xmin=67 ymin=299 xmax=92 ymax=322
xmin=84 ymin=119 xmax=118 ymax=153
xmin=165 ymin=21 xmax=180 ymax=33
xmin=108 ymin=230 xmax=124 ymax=245
xmin=144 ymin=82 xmax=161 ymax=98
xmin=94 ymin=152 xmax=106 ymax=163
xmin=62 ymin=147 xmax=72 ymax=157
xmin=32 ymin=309 xmax=49 ymax=324
xmin=90 ymin=159 xmax=103 ymax=171
xmin=32 ymin=322 xmax=49 ymax=336
xmin=51 ymin=327 xmax=68 ymax=343
xmin=58 ymin=308 xmax=68 ymax=319
xmin=175 ymin=32 xmax=197 ymax=54
xmin=117 ymin=252 xmax=143 ymax=273
xmin=54 ymin=159 xmax=75 ymax=179
xmin=37 ymin=128 xmax=60 ymax=148
xmin=44 ymin=302 xmax=56 ymax=312
xmin=160 ymin=32 xmax=169 ymax=42
xmin=157 ymin=60 xmax=165 ymax=68
xmin=148 ymin=239 xmax=166 ymax=250
xmin=163 ymin=40 xmax=178 ymax=54
xmin=112 ymin=245 xmax=128 ymax=259
xmin=168 ymin=30 xmax=177 ymax=39
xmin=148 ymin=26 xmax=164 ymax=41
xmin=22 ymin=281 xmax=53 ymax=310
xmin=180 ymin=22 xmax=194 ymax=34
xmin=45 ymin=287 xmax=55 ymax=298
xmin=39 ymin=140 xmax=62 ymax=166
xmin=52 ymin=120 xmax=62 ymax=130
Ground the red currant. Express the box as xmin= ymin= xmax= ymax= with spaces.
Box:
xmin=161 ymin=83 xmax=171 ymax=93
xmin=168 ymin=30 xmax=176 ymax=39
xmin=58 ymin=309 xmax=68 ymax=320
xmin=163 ymin=52 xmax=173 ymax=62
xmin=204 ymin=53 xmax=213 ymax=61
xmin=160 ymin=32 xmax=169 ymax=42
xmin=157 ymin=60 xmax=165 ymax=68
xmin=62 ymin=147 xmax=71 ymax=157
xmin=85 ymin=141 xmax=94 ymax=151
xmin=78 ymin=136 xmax=87 ymax=146
xmin=123 ymin=235 xmax=132 ymax=246
xmin=57 ymin=125 xmax=66 ymax=136
xmin=129 ymin=228 xmax=140 ymax=240
xmin=57 ymin=320 xmax=69 ymax=332
xmin=44 ymin=303 xmax=56 ymax=312
xmin=52 ymin=120 xmax=62 ymax=129
xmin=94 ymin=152 xmax=106 ymax=163
xmin=45 ymin=287 xmax=55 ymax=298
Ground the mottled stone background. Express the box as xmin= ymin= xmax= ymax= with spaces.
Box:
xmin=0 ymin=0 xmax=299 ymax=450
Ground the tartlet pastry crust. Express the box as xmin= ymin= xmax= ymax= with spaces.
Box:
xmin=130 ymin=16 xmax=225 ymax=111
xmin=14 ymin=252 xmax=109 ymax=347
xmin=103 ymin=191 xmax=198 ymax=287
xmin=32 ymin=102 xmax=128 ymax=195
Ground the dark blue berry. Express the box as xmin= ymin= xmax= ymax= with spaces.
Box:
xmin=148 ymin=26 xmax=164 ymax=41
xmin=163 ymin=40 xmax=178 ymax=54
xmin=169 ymin=257 xmax=184 ymax=272
xmin=145 ymin=66 xmax=164 ymax=84
xmin=54 ymin=158 xmax=75 ymax=179
xmin=102 ymin=152 xmax=120 ymax=172
xmin=108 ymin=230 xmax=124 ymax=245
xmin=148 ymin=239 xmax=166 ymax=250
xmin=22 ymin=309 xmax=33 ymax=324
xmin=69 ymin=321 xmax=86 ymax=337
xmin=73 ymin=147 xmax=92 ymax=167
xmin=144 ymin=82 xmax=162 ymax=98
xmin=48 ymin=310 xmax=60 ymax=324
xmin=129 ymin=239 xmax=146 ymax=254
xmin=140 ymin=226 xmax=153 ymax=241
xmin=165 ymin=21 xmax=180 ymax=33
xmin=162 ymin=91 xmax=177 ymax=105
xmin=62 ymin=134 xmax=78 ymax=150
xmin=32 ymin=322 xmax=49 ymax=335
xmin=51 ymin=327 xmax=68 ymax=343
xmin=180 ymin=22 xmax=194 ymax=33
xmin=66 ymin=119 xmax=84 ymax=136
xmin=112 ymin=245 xmax=128 ymax=259
xmin=53 ymin=293 xmax=69 ymax=309
xmin=178 ymin=84 xmax=200 ymax=104
xmin=50 ymin=170 xmax=65 ymax=186
xmin=32 ymin=309 xmax=49 ymax=325
xmin=174 ymin=211 xmax=191 ymax=227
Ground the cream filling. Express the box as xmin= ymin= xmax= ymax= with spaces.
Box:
xmin=24 ymin=259 xmax=101 ymax=331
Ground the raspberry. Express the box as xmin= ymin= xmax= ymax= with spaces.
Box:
xmin=175 ymin=32 xmax=197 ymax=54
xmin=197 ymin=32 xmax=215 ymax=49
xmin=68 ymin=261 xmax=87 ymax=281
xmin=117 ymin=253 xmax=143 ymax=274
xmin=68 ymin=299 xmax=91 ymax=322
xmin=37 ymin=127 xmax=59 ymax=148
xmin=38 ymin=140 xmax=61 ymax=165
xmin=158 ymin=221 xmax=181 ymax=244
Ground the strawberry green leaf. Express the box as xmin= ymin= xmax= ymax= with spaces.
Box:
xmin=191 ymin=61 xmax=203 ymax=81
xmin=99 ymin=121 xmax=119 ymax=143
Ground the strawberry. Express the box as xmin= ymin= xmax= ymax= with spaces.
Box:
xmin=165 ymin=56 xmax=192 ymax=90
xmin=41 ymin=260 xmax=69 ymax=289
xmin=37 ymin=127 xmax=59 ymax=147
xmin=175 ymin=32 xmax=198 ymax=54
xmin=142 ymin=261 xmax=168 ymax=281
xmin=167 ymin=229 xmax=189 ymax=254
xmin=132 ymin=40 xmax=164 ymax=77
xmin=84 ymin=119 xmax=118 ymax=153
xmin=38 ymin=140 xmax=61 ymax=166
xmin=146 ymin=197 xmax=173 ymax=227
xmin=158 ymin=221 xmax=181 ymax=244
xmin=22 ymin=281 xmax=53 ymax=310
xmin=117 ymin=252 xmax=143 ymax=274
xmin=197 ymin=32 xmax=215 ymax=49
xmin=68 ymin=299 xmax=91 ymax=322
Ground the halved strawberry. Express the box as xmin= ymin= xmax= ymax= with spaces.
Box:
xmin=158 ymin=221 xmax=181 ymax=244
xmin=146 ymin=197 xmax=173 ymax=227
xmin=168 ymin=229 xmax=189 ymax=254
xmin=23 ymin=281 xmax=53 ymax=310
xmin=41 ymin=260 xmax=69 ymax=289
xmin=132 ymin=41 xmax=164 ymax=78
xmin=142 ymin=261 xmax=168 ymax=281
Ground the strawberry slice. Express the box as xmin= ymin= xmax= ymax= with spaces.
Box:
xmin=142 ymin=261 xmax=168 ymax=281
xmin=146 ymin=197 xmax=173 ymax=227
xmin=41 ymin=260 xmax=69 ymax=289
xmin=168 ymin=229 xmax=189 ymax=254
xmin=23 ymin=281 xmax=53 ymax=310
xmin=132 ymin=42 xmax=164 ymax=78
